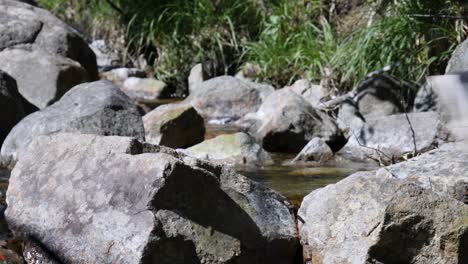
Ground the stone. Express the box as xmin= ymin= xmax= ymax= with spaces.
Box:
xmin=298 ymin=144 xmax=468 ymax=264
xmin=336 ymin=97 xmax=365 ymax=133
xmin=89 ymin=39 xmax=122 ymax=72
xmin=188 ymin=76 xmax=274 ymax=123
xmin=188 ymin=63 xmax=207 ymax=95
xmin=0 ymin=0 xmax=98 ymax=79
xmin=338 ymin=111 xmax=448 ymax=163
xmin=0 ymin=70 xmax=26 ymax=147
xmin=143 ymin=103 xmax=205 ymax=148
xmin=122 ymin=77 xmax=170 ymax=101
xmin=413 ymin=77 xmax=438 ymax=112
xmin=366 ymin=184 xmax=468 ymax=264
xmin=354 ymin=74 xmax=407 ymax=117
xmin=241 ymin=89 xmax=345 ymax=153
xmin=184 ymin=132 xmax=273 ymax=165
xmin=101 ymin=67 xmax=146 ymax=85
xmin=284 ymin=79 xmax=324 ymax=107
xmin=0 ymin=81 xmax=144 ymax=164
xmin=446 ymin=38 xmax=468 ymax=73
xmin=6 ymin=133 xmax=298 ymax=264
xmin=291 ymin=137 xmax=334 ymax=164
xmin=0 ymin=48 xmax=90 ymax=108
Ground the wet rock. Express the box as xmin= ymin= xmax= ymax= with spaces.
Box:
xmin=291 ymin=137 xmax=334 ymax=164
xmin=0 ymin=81 xmax=144 ymax=164
xmin=6 ymin=133 xmax=298 ymax=264
xmin=0 ymin=70 xmax=26 ymax=147
xmin=143 ymin=103 xmax=205 ymax=148
xmin=354 ymin=74 xmax=408 ymax=117
xmin=241 ymin=89 xmax=345 ymax=153
xmin=184 ymin=132 xmax=273 ymax=165
xmin=0 ymin=0 xmax=98 ymax=79
xmin=338 ymin=111 xmax=448 ymax=163
xmin=0 ymin=48 xmax=89 ymax=108
xmin=122 ymin=77 xmax=170 ymax=101
xmin=188 ymin=63 xmax=207 ymax=95
xmin=100 ymin=67 xmax=146 ymax=85
xmin=298 ymin=144 xmax=468 ymax=264
xmin=188 ymin=76 xmax=274 ymax=123
xmin=446 ymin=38 xmax=468 ymax=73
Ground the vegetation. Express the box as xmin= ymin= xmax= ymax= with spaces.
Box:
xmin=38 ymin=0 xmax=466 ymax=92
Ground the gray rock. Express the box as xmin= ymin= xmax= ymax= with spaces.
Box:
xmin=338 ymin=111 xmax=448 ymax=163
xmin=298 ymin=144 xmax=468 ymax=264
xmin=284 ymin=79 xmax=324 ymax=107
xmin=366 ymin=184 xmax=468 ymax=264
xmin=0 ymin=70 xmax=26 ymax=147
xmin=413 ymin=78 xmax=438 ymax=112
xmin=143 ymin=103 xmax=205 ymax=148
xmin=89 ymin=39 xmax=122 ymax=72
xmin=291 ymin=137 xmax=334 ymax=164
xmin=0 ymin=48 xmax=90 ymax=108
xmin=188 ymin=76 xmax=274 ymax=123
xmin=0 ymin=0 xmax=98 ymax=79
xmin=6 ymin=133 xmax=298 ymax=264
xmin=188 ymin=63 xmax=207 ymax=95
xmin=184 ymin=132 xmax=273 ymax=165
xmin=446 ymin=38 xmax=468 ymax=73
xmin=241 ymin=89 xmax=345 ymax=153
xmin=122 ymin=77 xmax=170 ymax=101
xmin=101 ymin=67 xmax=146 ymax=85
xmin=0 ymin=81 xmax=144 ymax=164
xmin=336 ymin=98 xmax=365 ymax=133
xmin=354 ymin=74 xmax=406 ymax=117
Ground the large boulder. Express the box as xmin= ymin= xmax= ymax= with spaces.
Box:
xmin=338 ymin=111 xmax=448 ymax=163
xmin=184 ymin=132 xmax=273 ymax=165
xmin=0 ymin=81 xmax=144 ymax=164
xmin=446 ymin=38 xmax=468 ymax=73
xmin=143 ymin=103 xmax=205 ymax=148
xmin=6 ymin=133 xmax=298 ymax=264
xmin=241 ymin=89 xmax=345 ymax=153
xmin=0 ymin=48 xmax=90 ymax=108
xmin=188 ymin=76 xmax=274 ymax=123
xmin=0 ymin=70 xmax=26 ymax=147
xmin=298 ymin=144 xmax=468 ymax=264
xmin=0 ymin=0 xmax=98 ymax=79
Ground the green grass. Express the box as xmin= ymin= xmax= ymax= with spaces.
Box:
xmin=37 ymin=0 xmax=466 ymax=93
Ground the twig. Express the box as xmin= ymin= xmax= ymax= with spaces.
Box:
xmin=404 ymin=112 xmax=417 ymax=156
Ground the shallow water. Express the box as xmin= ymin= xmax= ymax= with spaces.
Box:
xmin=204 ymin=124 xmax=373 ymax=207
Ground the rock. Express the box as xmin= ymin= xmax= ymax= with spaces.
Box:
xmin=354 ymin=74 xmax=407 ymax=117
xmin=446 ymin=38 xmax=468 ymax=73
xmin=0 ymin=48 xmax=90 ymax=108
xmin=6 ymin=133 xmax=298 ymax=264
xmin=284 ymin=79 xmax=324 ymax=107
xmin=366 ymin=184 xmax=468 ymax=264
xmin=143 ymin=103 xmax=205 ymax=148
xmin=184 ymin=132 xmax=273 ymax=165
xmin=298 ymin=144 xmax=468 ymax=263
xmin=291 ymin=137 xmax=334 ymax=164
xmin=188 ymin=63 xmax=207 ymax=95
xmin=336 ymin=97 xmax=365 ymax=132
xmin=413 ymin=77 xmax=438 ymax=112
xmin=188 ymin=76 xmax=274 ymax=123
xmin=0 ymin=81 xmax=144 ymax=164
xmin=100 ymin=67 xmax=146 ymax=85
xmin=241 ymin=89 xmax=345 ymax=153
xmin=235 ymin=63 xmax=261 ymax=81
xmin=122 ymin=77 xmax=170 ymax=101
xmin=89 ymin=39 xmax=122 ymax=72
xmin=0 ymin=0 xmax=98 ymax=79
xmin=0 ymin=70 xmax=26 ymax=147
xmin=338 ymin=111 xmax=448 ymax=163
